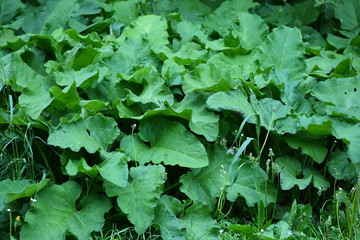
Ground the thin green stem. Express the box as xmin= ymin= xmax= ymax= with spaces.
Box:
xmin=131 ymin=124 xmax=138 ymax=167
xmin=8 ymin=209 xmax=12 ymax=238
xmin=163 ymin=182 xmax=181 ymax=192
xmin=259 ymin=109 xmax=275 ymax=160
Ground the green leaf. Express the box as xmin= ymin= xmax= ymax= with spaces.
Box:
xmin=121 ymin=118 xmax=209 ymax=168
xmin=172 ymin=42 xmax=208 ymax=65
xmin=176 ymin=20 xmax=208 ymax=44
xmin=230 ymin=224 xmax=257 ymax=236
xmin=0 ymin=29 xmax=29 ymax=51
xmin=174 ymin=92 xmax=219 ymax=141
xmin=327 ymin=150 xmax=360 ymax=183
xmin=103 ymin=37 xmax=156 ymax=79
xmin=119 ymin=134 xmax=149 ymax=165
xmin=107 ymin=165 xmax=166 ymax=234
xmin=19 ymin=0 xmax=79 ymax=34
xmin=75 ymin=0 xmax=102 ymax=16
xmin=303 ymin=167 xmax=330 ymax=191
xmin=227 ymin=162 xmax=276 ymax=207
xmin=275 ymin=156 xmax=312 ymax=190
xmin=181 ymin=202 xmax=219 ymax=240
xmin=258 ymin=25 xmax=305 ymax=76
xmin=204 ymin=0 xmax=258 ymax=36
xmin=116 ymin=15 xmax=169 ymax=50
xmin=180 ymin=146 xmax=232 ymax=208
xmin=18 ymin=75 xmax=53 ymax=119
xmin=252 ymin=97 xmax=292 ymax=130
xmin=125 ymin=73 xmax=174 ymax=107
xmin=171 ymin=0 xmax=213 ymax=22
xmin=312 ymin=76 xmax=360 ymax=120
xmin=306 ymin=51 xmax=347 ymax=76
xmin=65 ymin=158 xmax=99 ymax=178
xmin=334 ymin=0 xmax=360 ymax=31
xmin=332 ymin=120 xmax=360 ymax=163
xmin=298 ymin=115 xmax=332 ymax=136
xmin=154 ymin=195 xmax=186 ymax=240
xmin=112 ymin=0 xmax=138 ymax=25
xmin=4 ymin=51 xmax=53 ymax=119
xmin=49 ymin=82 xmax=80 ymax=111
xmin=98 ymin=151 xmax=128 ymax=188
xmin=284 ymin=134 xmax=328 ymax=164
xmin=0 ymin=179 xmax=49 ymax=211
xmin=48 ymin=114 xmax=120 ymax=153
xmin=235 ymin=12 xmax=269 ymax=51
xmin=257 ymin=1 xmax=320 ymax=27
xmin=209 ymin=52 xmax=259 ymax=81
xmin=20 ymin=181 xmax=111 ymax=240
xmin=53 ymin=64 xmax=103 ymax=88
xmin=269 ymin=69 xmax=312 ymax=114
xmin=182 ymin=62 xmax=238 ymax=93
xmin=161 ymin=58 xmax=186 ymax=86
xmin=118 ymin=92 xmax=218 ymax=141
xmin=0 ymin=0 xmax=24 ymax=25
xmin=206 ymin=89 xmax=255 ymax=117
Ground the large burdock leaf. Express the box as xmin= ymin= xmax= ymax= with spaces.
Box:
xmin=19 ymin=0 xmax=79 ymax=34
xmin=207 ymin=91 xmax=291 ymax=131
xmin=4 ymin=52 xmax=53 ymax=119
xmin=117 ymin=92 xmax=218 ymax=141
xmin=112 ymin=0 xmax=138 ymax=25
xmin=206 ymin=89 xmax=255 ymax=116
xmin=182 ymin=62 xmax=238 ymax=93
xmin=258 ymin=25 xmax=305 ymax=76
xmin=303 ymin=167 xmax=330 ymax=191
xmin=49 ymin=82 xmax=80 ymax=111
xmin=48 ymin=114 xmax=120 ymax=153
xmin=116 ymin=15 xmax=169 ymax=50
xmin=20 ymin=181 xmax=111 ymax=240
xmin=153 ymin=195 xmax=186 ymax=240
xmin=18 ymin=75 xmax=53 ymax=119
xmin=312 ymin=76 xmax=360 ymax=120
xmin=181 ymin=202 xmax=219 ymax=240
xmin=275 ymin=156 xmax=312 ymax=190
xmin=332 ymin=120 xmax=360 ymax=163
xmin=327 ymin=150 xmax=360 ymax=183
xmin=0 ymin=0 xmax=24 ymax=25
xmin=235 ymin=12 xmax=269 ymax=51
xmin=139 ymin=118 xmax=208 ymax=168
xmin=204 ymin=0 xmax=258 ymax=36
xmin=174 ymin=92 xmax=219 ymax=141
xmin=284 ymin=134 xmax=328 ymax=164
xmin=125 ymin=73 xmax=174 ymax=106
xmin=97 ymin=151 xmax=128 ymax=188
xmin=121 ymin=118 xmax=208 ymax=168
xmin=226 ymin=162 xmax=276 ymax=207
xmin=105 ymin=165 xmax=166 ymax=234
xmin=61 ymin=150 xmax=128 ymax=187
xmin=334 ymin=0 xmax=360 ymax=31
xmin=0 ymin=179 xmax=49 ymax=211
xmin=103 ymin=37 xmax=156 ymax=79
xmin=252 ymin=97 xmax=292 ymax=130
xmin=180 ymin=146 xmax=232 ymax=208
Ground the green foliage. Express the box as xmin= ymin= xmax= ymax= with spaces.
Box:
xmin=20 ymin=181 xmax=111 ymax=240
xmin=104 ymin=165 xmax=166 ymax=234
xmin=121 ymin=118 xmax=209 ymax=168
xmin=48 ymin=114 xmax=120 ymax=153
xmin=0 ymin=179 xmax=48 ymax=211
xmin=1 ymin=0 xmax=360 ymax=239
